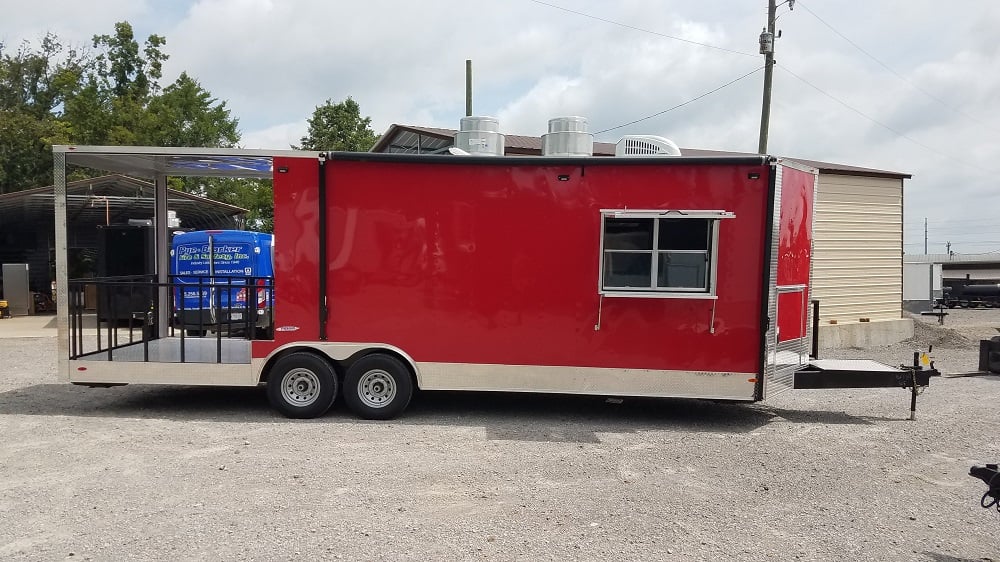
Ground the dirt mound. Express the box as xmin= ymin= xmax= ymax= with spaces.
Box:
xmin=905 ymin=318 xmax=973 ymax=349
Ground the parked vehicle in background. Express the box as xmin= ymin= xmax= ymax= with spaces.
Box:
xmin=170 ymin=230 xmax=274 ymax=338
xmin=937 ymin=279 xmax=1000 ymax=308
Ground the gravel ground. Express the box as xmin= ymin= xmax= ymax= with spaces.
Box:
xmin=1 ymin=312 xmax=998 ymax=561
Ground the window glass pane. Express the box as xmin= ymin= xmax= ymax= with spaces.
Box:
xmin=604 ymin=218 xmax=654 ymax=250
xmin=657 ymin=252 xmax=708 ymax=289
xmin=658 ymin=218 xmax=709 ymax=250
xmin=604 ymin=251 xmax=653 ymax=288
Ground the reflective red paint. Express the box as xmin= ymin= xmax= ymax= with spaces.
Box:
xmin=263 ymin=158 xmax=778 ymax=374
xmin=776 ymin=165 xmax=815 ymax=342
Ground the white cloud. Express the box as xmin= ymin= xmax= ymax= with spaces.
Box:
xmin=240 ymin=119 xmax=307 ymax=150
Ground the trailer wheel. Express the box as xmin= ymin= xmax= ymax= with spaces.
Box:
xmin=267 ymin=352 xmax=338 ymax=419
xmin=187 ymin=329 xmax=205 ymax=337
xmin=343 ymin=354 xmax=413 ymax=420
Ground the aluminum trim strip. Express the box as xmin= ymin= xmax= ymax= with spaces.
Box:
xmin=776 ymin=158 xmax=819 ymax=175
xmin=600 ymin=209 xmax=736 ymax=219
xmin=416 ymin=362 xmax=757 ymax=400
xmin=68 ymin=360 xmax=256 ymax=386
xmin=762 ymin=165 xmax=782 ymax=398
xmin=599 ymin=291 xmax=718 ymax=300
xmin=54 ymin=150 xmax=69 ymax=382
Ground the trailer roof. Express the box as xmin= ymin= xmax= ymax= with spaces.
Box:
xmin=53 ymin=145 xmax=772 ymax=178
xmin=53 ymin=145 xmax=321 ymax=179
xmin=374 ymin=124 xmax=912 ymax=179
xmin=330 ymin=150 xmax=770 ymax=168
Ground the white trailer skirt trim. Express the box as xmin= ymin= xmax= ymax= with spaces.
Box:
xmin=417 ymin=362 xmax=757 ymax=400
xmin=68 ymin=360 xmax=256 ymax=386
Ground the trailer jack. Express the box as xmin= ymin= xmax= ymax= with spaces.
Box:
xmin=902 ymin=350 xmax=936 ymax=421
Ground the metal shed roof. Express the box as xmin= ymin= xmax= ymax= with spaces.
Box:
xmin=0 ymin=174 xmax=248 ymax=230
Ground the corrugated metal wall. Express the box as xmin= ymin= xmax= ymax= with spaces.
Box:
xmin=812 ymin=174 xmax=903 ymax=322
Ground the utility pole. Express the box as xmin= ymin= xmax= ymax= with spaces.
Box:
xmin=925 ymin=217 xmax=930 ymax=305
xmin=757 ymin=0 xmax=777 ymax=154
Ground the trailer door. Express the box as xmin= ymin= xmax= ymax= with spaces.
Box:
xmin=764 ymin=163 xmax=816 ymax=397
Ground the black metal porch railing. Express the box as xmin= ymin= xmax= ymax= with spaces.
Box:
xmin=67 ymin=275 xmax=275 ymax=362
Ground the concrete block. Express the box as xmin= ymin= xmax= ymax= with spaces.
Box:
xmin=818 ymin=318 xmax=914 ymax=349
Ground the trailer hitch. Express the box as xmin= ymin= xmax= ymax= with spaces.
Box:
xmin=898 ymin=348 xmax=938 ymax=421
xmin=969 ymin=464 xmax=1000 ymax=513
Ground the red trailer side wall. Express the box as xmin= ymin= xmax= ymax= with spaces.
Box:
xmin=266 ymin=157 xmax=322 ymax=348
xmin=291 ymin=159 xmax=774 ymax=374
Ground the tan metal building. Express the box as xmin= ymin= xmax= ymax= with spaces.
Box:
xmin=372 ymin=124 xmax=913 ymax=348
xmin=783 ymin=160 xmax=911 ymax=347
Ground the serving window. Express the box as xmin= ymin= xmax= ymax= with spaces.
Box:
xmin=599 ymin=210 xmax=733 ymax=298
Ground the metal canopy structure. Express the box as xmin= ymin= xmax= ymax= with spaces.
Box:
xmin=56 ymin=145 xmax=317 ymax=179
xmin=52 ymin=146 xmax=320 ymax=376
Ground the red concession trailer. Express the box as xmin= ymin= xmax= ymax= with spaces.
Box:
xmin=53 ymin=147 xmax=935 ymax=419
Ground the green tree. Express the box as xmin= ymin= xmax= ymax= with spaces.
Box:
xmin=194 ymin=177 xmax=274 ymax=232
xmin=92 ymin=21 xmax=166 ymax=101
xmin=143 ymin=72 xmax=239 ymax=147
xmin=73 ymin=21 xmax=168 ymax=145
xmin=296 ymin=97 xmax=378 ymax=151
xmin=1 ymin=22 xmax=244 ymax=195
xmin=0 ymin=35 xmax=84 ymax=193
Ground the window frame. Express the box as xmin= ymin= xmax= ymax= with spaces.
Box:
xmin=598 ymin=209 xmax=734 ymax=299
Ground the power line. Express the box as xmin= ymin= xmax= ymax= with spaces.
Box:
xmin=905 ymin=228 xmax=1000 ymax=236
xmin=908 ymin=217 xmax=1000 ymax=226
xmin=527 ymin=0 xmax=996 ymax=175
xmin=794 ymin=0 xmax=999 ymax=135
xmin=777 ymin=65 xmax=997 ymax=175
xmin=905 ymin=222 xmax=1000 ymax=230
xmin=593 ymin=66 xmax=765 ymax=135
xmin=903 ymin=236 xmax=1000 ymax=246
xmin=527 ymin=0 xmax=758 ymax=58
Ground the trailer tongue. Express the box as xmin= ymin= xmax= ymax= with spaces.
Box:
xmin=793 ymin=356 xmax=939 ymax=420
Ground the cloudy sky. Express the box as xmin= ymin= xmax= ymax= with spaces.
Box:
xmin=3 ymin=0 xmax=998 ymax=254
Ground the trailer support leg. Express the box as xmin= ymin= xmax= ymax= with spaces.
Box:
xmin=909 ymin=370 xmax=918 ymax=421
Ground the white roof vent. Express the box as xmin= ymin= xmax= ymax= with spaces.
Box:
xmin=615 ymin=135 xmax=682 ymax=157
xmin=542 ymin=116 xmax=594 ymax=156
xmin=454 ymin=116 xmax=505 ymax=156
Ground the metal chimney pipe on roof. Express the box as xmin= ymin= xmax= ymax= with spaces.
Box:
xmin=454 ymin=116 xmax=504 ymax=156
xmin=541 ymin=116 xmax=593 ymax=156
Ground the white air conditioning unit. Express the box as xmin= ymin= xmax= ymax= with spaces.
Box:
xmin=615 ymin=135 xmax=682 ymax=157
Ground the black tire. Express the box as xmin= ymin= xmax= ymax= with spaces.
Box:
xmin=186 ymin=329 xmax=205 ymax=337
xmin=343 ymin=354 xmax=413 ymax=420
xmin=266 ymin=352 xmax=338 ymax=419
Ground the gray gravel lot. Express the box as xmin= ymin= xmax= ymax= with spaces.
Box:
xmin=1 ymin=311 xmax=998 ymax=561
